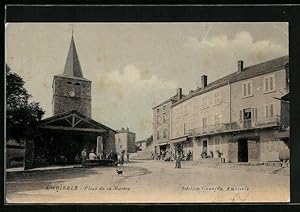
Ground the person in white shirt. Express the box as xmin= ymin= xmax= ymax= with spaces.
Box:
xmin=81 ymin=148 xmax=87 ymax=165
xmin=89 ymin=149 xmax=97 ymax=160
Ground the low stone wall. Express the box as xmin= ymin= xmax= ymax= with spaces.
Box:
xmin=129 ymin=150 xmax=153 ymax=160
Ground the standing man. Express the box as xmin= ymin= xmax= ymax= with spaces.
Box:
xmin=175 ymin=145 xmax=182 ymax=168
xmin=120 ymin=150 xmax=125 ymax=166
xmin=81 ymin=148 xmax=87 ymax=166
xmin=126 ymin=152 xmax=130 ymax=162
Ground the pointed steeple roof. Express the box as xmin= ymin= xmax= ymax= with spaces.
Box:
xmin=63 ymin=35 xmax=84 ymax=78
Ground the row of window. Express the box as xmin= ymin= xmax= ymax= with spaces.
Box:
xmin=156 ymin=113 xmax=167 ymax=125
xmin=156 ymin=128 xmax=168 ymax=140
xmin=242 ymin=75 xmax=275 ymax=98
xmin=239 ymin=103 xmax=275 ymax=121
xmin=172 ymin=103 xmax=276 ymax=136
xmin=174 ymin=93 xmax=221 ymax=119
xmin=172 ymin=75 xmax=276 ymax=120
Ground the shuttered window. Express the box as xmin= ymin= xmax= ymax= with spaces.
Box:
xmin=265 ymin=78 xmax=269 ymax=91
xmin=242 ymin=81 xmax=252 ymax=97
xmin=265 ymin=105 xmax=269 ymax=118
xmin=163 ymin=113 xmax=167 ymax=123
xmin=263 ymin=75 xmax=275 ymax=93
xmin=264 ymin=103 xmax=275 ymax=118
xmin=163 ymin=129 xmax=167 ymax=138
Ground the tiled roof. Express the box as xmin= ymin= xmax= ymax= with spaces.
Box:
xmin=232 ymin=55 xmax=289 ymax=82
xmin=172 ymin=55 xmax=289 ymax=107
xmin=152 ymin=93 xmax=186 ymax=109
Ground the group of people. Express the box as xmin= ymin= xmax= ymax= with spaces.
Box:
xmin=155 ymin=149 xmax=193 ymax=162
xmin=107 ymin=150 xmax=128 ymax=165
xmin=153 ymin=146 xmax=193 ymax=169
xmin=76 ymin=148 xmax=129 ymax=166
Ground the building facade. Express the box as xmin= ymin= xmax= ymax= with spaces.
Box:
xmin=171 ymin=74 xmax=232 ymax=161
xmin=228 ymin=58 xmax=289 ymax=162
xmin=136 ymin=140 xmax=148 ymax=151
xmin=155 ymin=56 xmax=289 ymax=163
xmin=115 ymin=128 xmax=136 ymax=154
xmin=152 ymin=88 xmax=183 ymax=156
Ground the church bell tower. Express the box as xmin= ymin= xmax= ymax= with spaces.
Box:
xmin=52 ymin=35 xmax=92 ymax=117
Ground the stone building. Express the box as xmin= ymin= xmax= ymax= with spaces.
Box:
xmin=115 ymin=128 xmax=136 ymax=154
xmin=24 ymin=35 xmax=116 ymax=169
xmin=152 ymin=88 xmax=184 ymax=156
xmin=155 ymin=55 xmax=289 ymax=163
xmin=228 ymin=57 xmax=289 ymax=162
xmin=171 ymin=74 xmax=232 ymax=160
xmin=136 ymin=139 xmax=148 ymax=151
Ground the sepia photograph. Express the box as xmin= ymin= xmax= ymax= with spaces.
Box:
xmin=5 ymin=22 xmax=290 ymax=203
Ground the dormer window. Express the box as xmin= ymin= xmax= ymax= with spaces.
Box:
xmin=67 ymin=81 xmax=73 ymax=84
xmin=75 ymin=82 xmax=81 ymax=85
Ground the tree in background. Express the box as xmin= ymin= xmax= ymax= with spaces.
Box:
xmin=6 ymin=65 xmax=45 ymax=143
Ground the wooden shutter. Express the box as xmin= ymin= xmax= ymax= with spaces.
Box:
xmin=240 ymin=109 xmax=243 ymax=122
xmin=270 ymin=104 xmax=274 ymax=117
xmin=247 ymin=82 xmax=251 ymax=96
xmin=270 ymin=77 xmax=273 ymax=91
xmin=264 ymin=105 xmax=269 ymax=118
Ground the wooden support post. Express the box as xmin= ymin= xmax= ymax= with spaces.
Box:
xmin=96 ymin=136 xmax=103 ymax=156
xmin=24 ymin=138 xmax=34 ymax=170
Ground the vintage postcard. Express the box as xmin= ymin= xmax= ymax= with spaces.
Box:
xmin=5 ymin=22 xmax=290 ymax=203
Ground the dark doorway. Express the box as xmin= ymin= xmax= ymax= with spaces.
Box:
xmin=159 ymin=145 xmax=167 ymax=152
xmin=202 ymin=140 xmax=208 ymax=154
xmin=238 ymin=139 xmax=248 ymax=162
xmin=49 ymin=134 xmax=85 ymax=165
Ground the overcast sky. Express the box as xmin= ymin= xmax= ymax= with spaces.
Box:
xmin=5 ymin=23 xmax=288 ymax=140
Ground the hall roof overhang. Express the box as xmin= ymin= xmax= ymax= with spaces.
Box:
xmin=38 ymin=110 xmax=116 ymax=134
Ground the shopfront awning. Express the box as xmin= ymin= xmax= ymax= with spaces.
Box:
xmin=169 ymin=136 xmax=187 ymax=144
xmin=156 ymin=142 xmax=168 ymax=146
xmin=275 ymin=129 xmax=290 ymax=139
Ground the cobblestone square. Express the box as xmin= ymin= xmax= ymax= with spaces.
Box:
xmin=5 ymin=160 xmax=289 ymax=203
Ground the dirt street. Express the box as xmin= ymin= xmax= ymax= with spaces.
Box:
xmin=5 ymin=160 xmax=289 ymax=203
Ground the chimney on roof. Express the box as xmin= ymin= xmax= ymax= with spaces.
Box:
xmin=238 ymin=60 xmax=244 ymax=72
xmin=201 ymin=75 xmax=208 ymax=89
xmin=176 ymin=88 xmax=182 ymax=100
